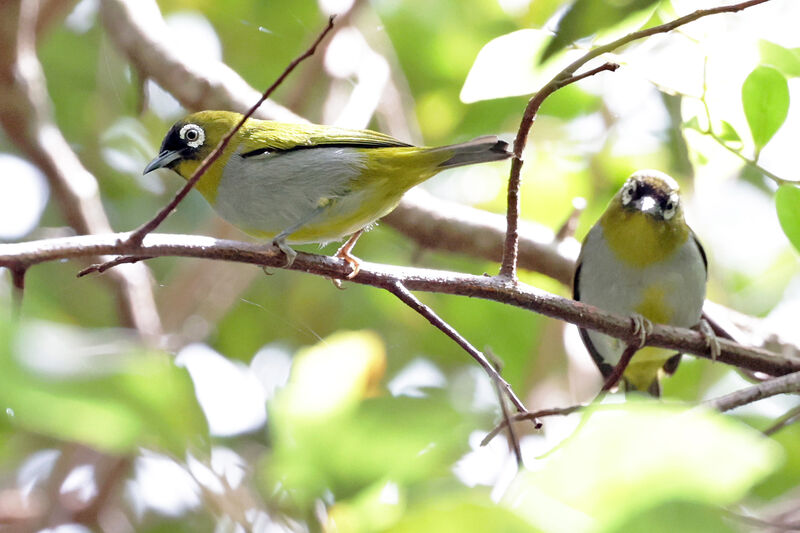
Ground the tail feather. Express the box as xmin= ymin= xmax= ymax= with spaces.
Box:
xmin=433 ymin=136 xmax=511 ymax=168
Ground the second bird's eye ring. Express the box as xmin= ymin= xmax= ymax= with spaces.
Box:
xmin=621 ymin=180 xmax=637 ymax=205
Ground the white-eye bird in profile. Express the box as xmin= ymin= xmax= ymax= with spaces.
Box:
xmin=144 ymin=110 xmax=511 ymax=274
xmin=573 ymin=170 xmax=708 ymax=396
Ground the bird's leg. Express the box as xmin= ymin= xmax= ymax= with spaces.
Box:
xmin=696 ymin=318 xmax=721 ymax=362
xmin=270 ymin=236 xmax=297 ymax=268
xmin=335 ymin=229 xmax=364 ymax=279
xmin=600 ymin=314 xmax=653 ymax=392
xmin=630 ymin=313 xmax=653 ymax=349
xmin=270 ymin=204 xmax=328 ymax=268
xmin=329 ymin=229 xmax=365 ymax=290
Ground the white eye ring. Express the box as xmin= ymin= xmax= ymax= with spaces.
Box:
xmin=621 ymin=180 xmax=637 ymax=206
xmin=663 ymin=193 xmax=679 ymax=220
xmin=179 ymin=124 xmax=205 ymax=148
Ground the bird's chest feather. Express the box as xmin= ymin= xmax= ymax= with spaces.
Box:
xmin=577 ymin=222 xmax=705 ymax=329
xmin=600 ymin=209 xmax=688 ymax=268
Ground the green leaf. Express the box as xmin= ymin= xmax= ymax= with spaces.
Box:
xmin=386 ymin=496 xmax=538 ymax=533
xmin=753 ymin=422 xmax=800 ymax=499
xmin=683 ymin=116 xmax=703 ymax=133
xmin=461 ymin=29 xmax=577 ymax=103
xmin=742 ymin=66 xmax=790 ymax=151
xmin=776 ymin=184 xmax=800 ymax=254
xmin=759 ymin=40 xmax=800 ymax=78
xmin=504 ymin=403 xmax=781 ymax=531
xmin=0 ymin=322 xmax=207 ymax=455
xmin=717 ymin=120 xmax=742 ymax=146
xmin=539 ymin=84 xmax=602 ymax=119
xmin=264 ymin=332 xmax=477 ymax=510
xmin=602 ymin=500 xmax=735 ymax=533
xmin=266 ymin=394 xmax=476 ymax=510
xmin=540 ymin=0 xmax=661 ymax=63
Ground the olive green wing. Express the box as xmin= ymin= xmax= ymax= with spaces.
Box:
xmin=241 ymin=120 xmax=413 ymax=157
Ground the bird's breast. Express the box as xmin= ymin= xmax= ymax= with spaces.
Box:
xmin=600 ymin=209 xmax=689 ymax=268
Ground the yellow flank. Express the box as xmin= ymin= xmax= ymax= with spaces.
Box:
xmin=600 ymin=206 xmax=688 ymax=268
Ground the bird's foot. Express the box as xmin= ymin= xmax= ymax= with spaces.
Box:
xmin=271 ymin=238 xmax=297 ymax=268
xmin=696 ymin=319 xmax=721 ymax=362
xmin=335 ymin=229 xmax=364 ymax=280
xmin=630 ymin=314 xmax=654 ymax=349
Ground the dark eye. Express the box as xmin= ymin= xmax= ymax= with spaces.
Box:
xmin=621 ymin=180 xmax=637 ymax=205
xmin=663 ymin=195 xmax=678 ymax=219
xmin=179 ymin=124 xmax=205 ymax=148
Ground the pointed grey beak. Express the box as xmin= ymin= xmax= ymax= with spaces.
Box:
xmin=143 ymin=149 xmax=183 ymax=174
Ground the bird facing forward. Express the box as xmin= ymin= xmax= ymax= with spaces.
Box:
xmin=573 ymin=170 xmax=707 ymax=396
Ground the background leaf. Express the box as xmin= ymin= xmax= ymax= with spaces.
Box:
xmin=540 ymin=0 xmax=661 ymax=62
xmin=742 ymin=65 xmax=790 ymax=152
xmin=776 ymin=184 xmax=800 ymax=253
xmin=0 ymin=323 xmax=207 ymax=455
xmin=759 ymin=40 xmax=800 ymax=78
xmin=504 ymin=403 xmax=781 ymax=532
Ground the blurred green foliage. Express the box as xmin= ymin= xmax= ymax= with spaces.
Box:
xmin=0 ymin=0 xmax=798 ymax=531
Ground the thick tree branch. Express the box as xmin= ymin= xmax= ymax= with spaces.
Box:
xmin=99 ymin=0 xmax=305 ymax=123
xmin=0 ymin=4 xmax=158 ymax=530
xmin=2 ymin=233 xmax=797 ymax=378
xmin=0 ymin=0 xmax=161 ymax=337
xmin=499 ymin=0 xmax=773 ymax=279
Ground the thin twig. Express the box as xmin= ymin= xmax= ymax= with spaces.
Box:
xmin=77 ymin=255 xmax=154 ymax=277
xmin=481 ymin=404 xmax=583 ymax=446
xmin=721 ymin=508 xmax=800 ymax=531
xmin=704 ymin=371 xmax=800 ymax=412
xmin=125 ymin=15 xmax=336 ymax=247
xmin=9 ymin=264 xmax=25 ymax=318
xmin=384 ymin=281 xmax=532 ymax=418
xmin=100 ymin=0 xmax=305 ymax=123
xmin=486 ymin=349 xmax=523 ymax=466
xmin=555 ymin=197 xmax=586 ymax=241
xmin=601 ymin=343 xmax=639 ymax=392
xmin=500 ymin=62 xmax=619 ymax=279
xmin=763 ymin=404 xmax=800 ymax=436
xmin=500 ymin=0 xmax=774 ymax=279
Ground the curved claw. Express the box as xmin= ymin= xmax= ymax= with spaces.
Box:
xmin=272 ymin=238 xmax=297 ymax=268
xmin=340 ymin=253 xmax=361 ymax=279
xmin=630 ymin=314 xmax=654 ymax=349
xmin=699 ymin=319 xmax=721 ymax=362
xmin=334 ymin=229 xmax=364 ymax=279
